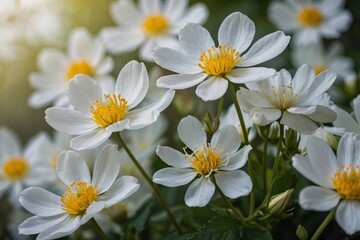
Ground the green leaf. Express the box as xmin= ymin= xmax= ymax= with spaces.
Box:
xmin=129 ymin=198 xmax=156 ymax=232
xmin=242 ymin=227 xmax=273 ymax=240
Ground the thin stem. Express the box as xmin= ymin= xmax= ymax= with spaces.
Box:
xmin=228 ymin=83 xmax=249 ymax=145
xmin=248 ymin=157 xmax=255 ymax=216
xmin=90 ymin=218 xmax=109 ymax=240
xmin=272 ymin=124 xmax=284 ymax=184
xmin=114 ymin=133 xmax=183 ymax=234
xmin=216 ymin=96 xmax=224 ymax=121
xmin=311 ymin=208 xmax=336 ymax=240
xmin=262 ymin=138 xmax=268 ymax=195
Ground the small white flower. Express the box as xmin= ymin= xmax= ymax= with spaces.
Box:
xmin=45 ymin=60 xmax=175 ymax=150
xmin=18 ymin=144 xmax=140 ymax=240
xmin=237 ymin=64 xmax=337 ymax=134
xmin=268 ymin=0 xmax=352 ymax=46
xmin=101 ymin=0 xmax=208 ymax=61
xmin=153 ymin=115 xmax=252 ymax=207
xmin=293 ymin=133 xmax=360 ymax=235
xmin=153 ymin=12 xmax=290 ymax=101
xmin=28 ymin=27 xmax=114 ymax=108
xmin=0 ymin=127 xmax=54 ymax=207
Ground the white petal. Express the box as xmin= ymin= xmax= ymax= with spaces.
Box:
xmin=218 ymin=12 xmax=255 ymax=53
xmin=178 ymin=115 xmax=206 ymax=151
xmin=100 ymin=28 xmax=144 ymax=54
xmin=37 ymin=49 xmax=68 ymax=74
xmin=79 ymin=201 xmax=106 ymax=225
xmin=215 ymin=170 xmax=252 ymax=199
xmin=45 ymin=108 xmax=97 ymax=135
xmin=163 ymin=0 xmax=187 ymax=21
xmin=70 ymin=129 xmax=112 ymax=150
xmin=19 ymin=187 xmax=63 ymax=217
xmin=211 ymin=125 xmax=240 ymax=155
xmin=292 ymin=64 xmax=316 ymax=95
xmin=110 ymin=0 xmax=141 ymax=27
xmin=175 ymin=3 xmax=208 ymax=27
xmin=305 ymin=105 xmax=336 ymax=123
xmin=23 ymin=133 xmax=52 ymax=164
xmin=9 ymin=182 xmax=22 ymax=207
xmin=156 ymin=145 xmax=191 ymax=168
xmin=116 ymin=61 xmax=149 ymax=108
xmin=238 ymin=31 xmax=290 ymax=67
xmin=185 ymin=177 xmax=215 ymax=207
xmin=337 ymin=133 xmax=360 ymax=167
xmin=268 ymin=2 xmax=299 ymax=31
xmin=354 ymin=95 xmax=360 ymax=124
xmin=250 ymin=107 xmax=281 ymax=126
xmin=19 ymin=214 xmax=68 ymax=235
xmin=237 ymin=87 xmax=274 ymax=109
xmin=156 ymin=73 xmax=207 ymax=89
xmin=332 ymin=105 xmax=360 ymax=133
xmin=29 ymin=72 xmax=62 ymax=89
xmin=195 ymin=76 xmax=228 ymax=101
xmin=92 ymin=145 xmax=121 ymax=194
xmin=221 ymin=145 xmax=252 ymax=171
xmin=280 ymin=111 xmax=317 ymax=134
xmin=139 ymin=38 xmax=157 ymax=62
xmin=336 ymin=200 xmax=360 ymax=235
xmin=95 ymin=57 xmax=114 ymax=75
xmin=106 ymin=119 xmax=131 ymax=133
xmin=299 ymin=186 xmax=340 ymax=211
xmin=153 ymin=168 xmax=197 ymax=187
xmin=28 ymin=88 xmax=65 ymax=109
xmin=139 ymin=0 xmax=160 ymax=13
xmin=152 ymin=47 xmax=201 ymax=74
xmin=287 ymin=106 xmax=316 ymax=115
xmin=101 ymin=176 xmax=140 ymax=207
xmin=226 ymin=67 xmax=276 ymax=84
xmin=56 ymin=151 xmax=91 ymax=186
xmin=0 ymin=127 xmax=21 ymax=160
xmin=37 ymin=216 xmax=81 ymax=240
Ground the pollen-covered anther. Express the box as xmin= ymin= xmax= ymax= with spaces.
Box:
xmin=61 ymin=181 xmax=98 ymax=215
xmin=297 ymin=7 xmax=323 ymax=27
xmin=332 ymin=165 xmax=360 ymax=200
xmin=90 ymin=94 xmax=128 ymax=128
xmin=189 ymin=144 xmax=225 ymax=176
xmin=198 ymin=45 xmax=241 ymax=76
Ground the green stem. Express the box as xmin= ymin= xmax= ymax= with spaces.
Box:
xmin=114 ymin=133 xmax=183 ymax=234
xmin=90 ymin=218 xmax=109 ymax=240
xmin=228 ymin=83 xmax=249 ymax=145
xmin=272 ymin=124 xmax=284 ymax=184
xmin=262 ymin=138 xmax=268 ymax=195
xmin=311 ymin=208 xmax=336 ymax=240
xmin=216 ymin=97 xmax=224 ymax=121
xmin=248 ymin=157 xmax=255 ymax=216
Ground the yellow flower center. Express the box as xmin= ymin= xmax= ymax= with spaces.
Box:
xmin=66 ymin=60 xmax=94 ymax=81
xmin=269 ymin=84 xmax=297 ymax=111
xmin=189 ymin=144 xmax=224 ymax=176
xmin=3 ymin=157 xmax=29 ymax=180
xmin=90 ymin=94 xmax=128 ymax=128
xmin=198 ymin=45 xmax=241 ymax=76
xmin=332 ymin=165 xmax=360 ymax=200
xmin=314 ymin=65 xmax=327 ymax=75
xmin=297 ymin=7 xmax=323 ymax=27
xmin=61 ymin=181 xmax=98 ymax=215
xmin=142 ymin=14 xmax=168 ymax=35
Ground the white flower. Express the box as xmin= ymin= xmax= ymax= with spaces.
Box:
xmin=292 ymin=133 xmax=360 ymax=235
xmin=268 ymin=0 xmax=352 ymax=46
xmin=45 ymin=60 xmax=175 ymax=150
xmin=0 ymin=127 xmax=54 ymax=207
xmin=28 ymin=27 xmax=114 ymax=108
xmin=153 ymin=12 xmax=290 ymax=101
xmin=18 ymin=144 xmax=140 ymax=239
xmin=153 ymin=115 xmax=252 ymax=207
xmin=100 ymin=0 xmax=208 ymax=61
xmin=292 ymin=42 xmax=356 ymax=84
xmin=237 ymin=64 xmax=337 ymax=134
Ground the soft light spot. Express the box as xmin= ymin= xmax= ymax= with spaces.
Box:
xmin=3 ymin=157 xmax=29 ymax=180
xmin=90 ymin=94 xmax=128 ymax=128
xmin=314 ymin=65 xmax=327 ymax=75
xmin=297 ymin=7 xmax=323 ymax=27
xmin=198 ymin=45 xmax=240 ymax=76
xmin=61 ymin=181 xmax=98 ymax=215
xmin=142 ymin=15 xmax=168 ymax=35
xmin=332 ymin=165 xmax=360 ymax=200
xmin=66 ymin=60 xmax=94 ymax=81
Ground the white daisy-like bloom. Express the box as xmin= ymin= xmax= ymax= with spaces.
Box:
xmin=100 ymin=0 xmax=208 ymax=61
xmin=268 ymin=0 xmax=352 ymax=46
xmin=293 ymin=133 xmax=360 ymax=235
xmin=28 ymin=27 xmax=114 ymax=109
xmin=45 ymin=60 xmax=175 ymax=150
xmin=18 ymin=144 xmax=140 ymax=239
xmin=153 ymin=12 xmax=290 ymax=101
xmin=0 ymin=127 xmax=54 ymax=207
xmin=153 ymin=115 xmax=253 ymax=207
xmin=237 ymin=64 xmax=337 ymax=134
xmin=292 ymin=42 xmax=356 ymax=84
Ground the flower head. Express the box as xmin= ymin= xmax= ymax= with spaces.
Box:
xmin=18 ymin=144 xmax=140 ymax=239
xmin=153 ymin=115 xmax=252 ymax=207
xmin=153 ymin=12 xmax=290 ymax=101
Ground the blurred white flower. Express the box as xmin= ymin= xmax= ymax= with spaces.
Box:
xmin=0 ymin=127 xmax=54 ymax=207
xmin=153 ymin=12 xmax=290 ymax=101
xmin=45 ymin=61 xmax=175 ymax=150
xmin=293 ymin=133 xmax=360 ymax=235
xmin=153 ymin=115 xmax=252 ymax=207
xmin=101 ymin=0 xmax=208 ymax=61
xmin=18 ymin=144 xmax=140 ymax=239
xmin=268 ymin=0 xmax=352 ymax=46
xmin=237 ymin=64 xmax=337 ymax=134
xmin=28 ymin=28 xmax=114 ymax=109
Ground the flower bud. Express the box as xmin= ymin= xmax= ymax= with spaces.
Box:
xmin=313 ymin=130 xmax=338 ymax=150
xmin=296 ymin=225 xmax=308 ymax=240
xmin=268 ymin=189 xmax=293 ymax=214
xmin=284 ymin=128 xmax=300 ymax=154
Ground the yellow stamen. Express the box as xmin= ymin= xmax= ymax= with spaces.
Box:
xmin=90 ymin=94 xmax=128 ymax=128
xmin=66 ymin=60 xmax=94 ymax=81
xmin=314 ymin=65 xmax=327 ymax=75
xmin=3 ymin=157 xmax=29 ymax=180
xmin=269 ymin=84 xmax=296 ymax=111
xmin=297 ymin=7 xmax=323 ymax=27
xmin=189 ymin=144 xmax=223 ymax=176
xmin=61 ymin=181 xmax=98 ymax=215
xmin=198 ymin=45 xmax=240 ymax=76
xmin=332 ymin=165 xmax=360 ymax=200
xmin=142 ymin=14 xmax=168 ymax=35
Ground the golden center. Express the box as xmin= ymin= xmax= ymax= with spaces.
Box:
xmin=142 ymin=14 xmax=168 ymax=35
xmin=332 ymin=165 xmax=360 ymax=200
xmin=66 ymin=60 xmax=94 ymax=81
xmin=189 ymin=144 xmax=222 ymax=176
xmin=3 ymin=157 xmax=29 ymax=180
xmin=297 ymin=7 xmax=323 ymax=27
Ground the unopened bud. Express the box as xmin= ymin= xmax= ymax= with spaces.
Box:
xmin=296 ymin=225 xmax=308 ymax=240
xmin=314 ymin=130 xmax=338 ymax=150
xmin=284 ymin=128 xmax=300 ymax=154
xmin=268 ymin=189 xmax=293 ymax=214
xmin=203 ymin=112 xmax=219 ymax=135
xmin=268 ymin=121 xmax=280 ymax=140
